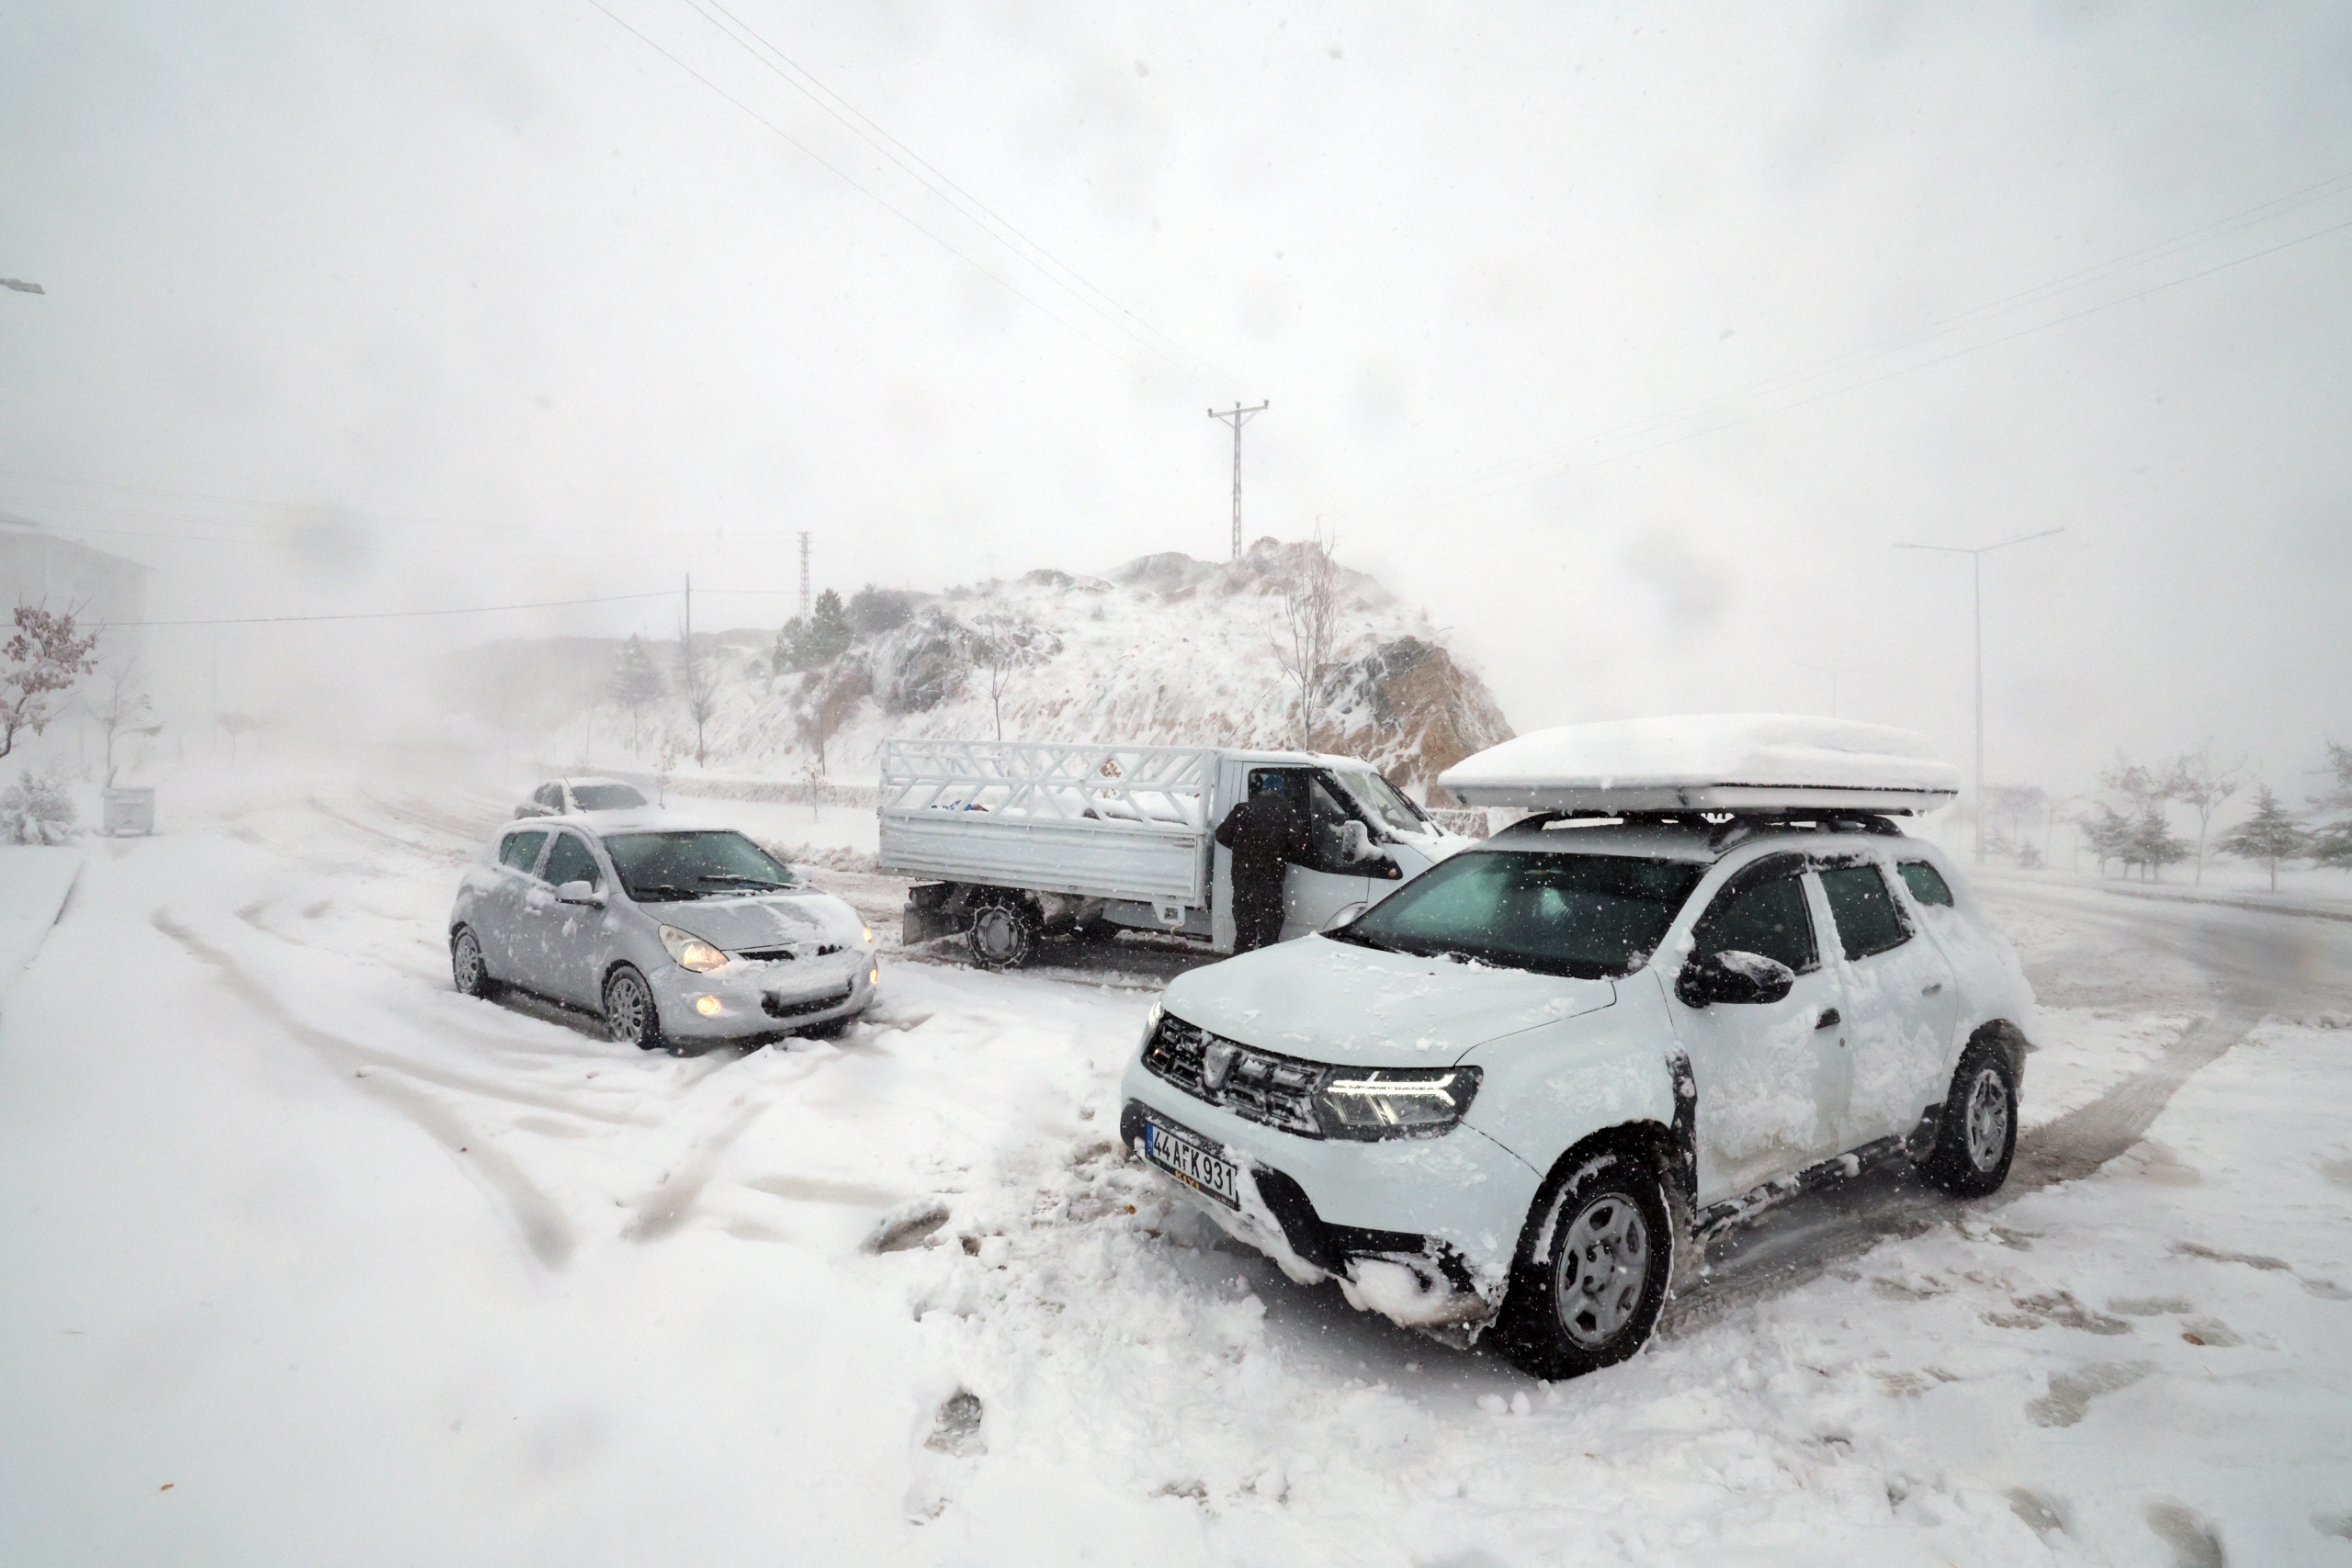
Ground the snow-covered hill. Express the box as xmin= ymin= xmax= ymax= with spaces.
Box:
xmin=714 ymin=541 xmax=1510 ymax=795
xmin=458 ymin=541 xmax=1513 ymax=798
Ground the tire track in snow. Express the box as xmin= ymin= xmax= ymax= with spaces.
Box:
xmin=151 ymin=909 xmax=577 ymax=1269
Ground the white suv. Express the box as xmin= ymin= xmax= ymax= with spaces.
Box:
xmin=1118 ymin=809 xmax=2034 ymax=1380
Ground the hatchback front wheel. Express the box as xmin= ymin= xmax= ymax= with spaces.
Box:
xmin=603 ymin=964 xmax=670 ymax=1054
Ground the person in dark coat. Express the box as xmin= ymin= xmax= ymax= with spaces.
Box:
xmin=1216 ymin=772 xmax=1309 ymax=953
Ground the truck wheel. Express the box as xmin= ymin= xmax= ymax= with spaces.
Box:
xmin=1494 ymin=1145 xmax=1672 ymax=1382
xmin=967 ymin=896 xmax=1037 ymax=970
xmin=1920 ymin=1040 xmax=2018 ymax=1198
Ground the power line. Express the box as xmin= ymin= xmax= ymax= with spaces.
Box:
xmin=105 ymin=592 xmax=675 ymax=628
xmin=578 ymin=0 xmax=1155 ymax=380
xmin=1335 ymin=204 xmax=2352 ymax=527
xmin=1335 ymin=173 xmax=2352 ymax=525
xmin=679 ymin=0 xmax=1240 ymax=392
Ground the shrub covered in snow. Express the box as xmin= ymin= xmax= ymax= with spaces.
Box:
xmin=1 ymin=768 xmax=75 ymax=844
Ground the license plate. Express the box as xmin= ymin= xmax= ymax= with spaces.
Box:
xmin=1141 ymin=1113 xmax=1241 ymax=1209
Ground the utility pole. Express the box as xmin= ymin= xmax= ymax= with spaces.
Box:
xmin=1796 ymin=662 xmax=1854 ymax=717
xmin=797 ymin=532 xmax=811 ymax=621
xmin=1206 ymin=401 xmax=1269 ymax=561
xmin=1893 ymin=527 xmax=2064 ymax=864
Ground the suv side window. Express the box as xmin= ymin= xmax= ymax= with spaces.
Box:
xmin=541 ymin=831 xmax=600 ymax=890
xmin=1897 ymin=860 xmax=1955 ymax=908
xmin=499 ymin=829 xmax=550 ymax=874
xmin=1692 ymin=854 xmax=1819 ymax=974
xmin=1819 ymin=863 xmax=1911 ymax=959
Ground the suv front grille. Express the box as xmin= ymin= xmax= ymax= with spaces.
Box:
xmin=1141 ymin=1015 xmax=1325 ymax=1137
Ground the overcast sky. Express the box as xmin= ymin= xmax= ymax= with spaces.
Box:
xmin=4 ymin=0 xmax=2347 ymax=794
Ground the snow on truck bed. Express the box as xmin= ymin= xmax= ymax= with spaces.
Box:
xmin=1441 ymin=713 xmax=1962 ymax=814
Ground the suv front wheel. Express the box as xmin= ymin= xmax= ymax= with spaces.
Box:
xmin=1921 ymin=1040 xmax=2018 ymax=1197
xmin=1495 ymin=1145 xmax=1673 ymax=1381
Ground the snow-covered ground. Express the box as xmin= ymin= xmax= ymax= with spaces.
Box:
xmin=3 ymin=764 xmax=2348 ymax=1565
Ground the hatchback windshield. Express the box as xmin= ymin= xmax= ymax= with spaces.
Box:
xmin=571 ymin=783 xmax=647 ymax=810
xmin=1329 ymin=849 xmax=1705 ymax=978
xmin=600 ymin=830 xmax=800 ymax=902
xmin=1332 ymin=770 xmax=1430 ymax=835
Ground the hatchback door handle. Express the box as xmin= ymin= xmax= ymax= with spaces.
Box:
xmin=1922 ymin=982 xmax=1943 ymax=996
xmin=1815 ymin=1008 xmax=1841 ymax=1030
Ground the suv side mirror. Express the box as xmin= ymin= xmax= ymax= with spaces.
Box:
xmin=1340 ymin=819 xmax=1373 ymax=862
xmin=555 ymin=879 xmax=604 ymax=906
xmin=1675 ymin=950 xmax=1795 ymax=1008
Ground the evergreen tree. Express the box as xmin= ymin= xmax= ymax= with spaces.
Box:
xmin=777 ymin=590 xmax=855 ymax=672
xmin=2080 ymin=803 xmax=2134 ymax=876
xmin=2310 ymin=739 xmax=2352 ymax=870
xmin=2127 ymin=805 xmax=2189 ymax=881
xmin=606 ymin=635 xmax=666 ymax=752
xmin=2214 ymin=784 xmax=2308 ymax=892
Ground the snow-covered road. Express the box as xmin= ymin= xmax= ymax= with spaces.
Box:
xmin=3 ymin=775 xmax=2347 ymax=1565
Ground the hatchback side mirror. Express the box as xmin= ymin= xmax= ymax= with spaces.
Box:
xmin=556 ymin=879 xmax=604 ymax=906
xmin=1675 ymin=950 xmax=1795 ymax=1008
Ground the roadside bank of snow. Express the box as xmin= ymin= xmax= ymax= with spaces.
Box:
xmin=0 ymin=843 xmax=81 ymax=1008
xmin=4 ymin=773 xmax=2346 ymax=1565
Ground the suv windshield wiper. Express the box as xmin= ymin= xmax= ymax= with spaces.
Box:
xmin=631 ymin=884 xmax=705 ymax=902
xmin=1323 ymin=925 xmax=1396 ymax=953
xmin=695 ymin=873 xmax=793 ymax=889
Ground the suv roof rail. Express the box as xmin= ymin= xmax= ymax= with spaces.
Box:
xmin=1495 ymin=809 xmax=1904 ymax=846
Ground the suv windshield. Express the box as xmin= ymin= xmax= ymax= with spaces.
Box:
xmin=600 ymin=830 xmax=800 ymax=903
xmin=571 ymin=783 xmax=647 ymax=810
xmin=1331 ymin=770 xmax=1430 ymax=835
xmin=1329 ymin=848 xmax=1704 ymax=978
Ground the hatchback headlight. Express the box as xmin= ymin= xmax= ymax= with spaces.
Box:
xmin=659 ymin=924 xmax=728 ymax=973
xmin=1314 ymin=1066 xmax=1482 ymax=1140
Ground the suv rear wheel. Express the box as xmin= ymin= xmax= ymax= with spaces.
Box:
xmin=1495 ymin=1145 xmax=1673 ymax=1381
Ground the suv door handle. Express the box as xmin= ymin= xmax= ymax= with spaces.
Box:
xmin=1921 ymin=982 xmax=1943 ymax=996
xmin=1815 ymin=1008 xmax=1841 ymax=1030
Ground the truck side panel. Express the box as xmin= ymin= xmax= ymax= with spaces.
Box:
xmin=877 ymin=813 xmax=1209 ymax=904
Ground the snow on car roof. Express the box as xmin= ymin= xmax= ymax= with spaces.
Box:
xmin=1439 ymin=714 xmax=1960 ymax=815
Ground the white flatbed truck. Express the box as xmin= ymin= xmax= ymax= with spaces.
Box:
xmin=878 ymin=739 xmax=1465 ymax=967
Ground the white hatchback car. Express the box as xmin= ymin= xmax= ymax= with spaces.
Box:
xmin=1118 ymin=718 xmax=2034 ymax=1380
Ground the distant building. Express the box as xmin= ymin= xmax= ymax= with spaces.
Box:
xmin=0 ymin=512 xmax=148 ymax=661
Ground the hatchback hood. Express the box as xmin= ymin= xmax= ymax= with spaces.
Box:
xmin=652 ymin=891 xmax=860 ymax=952
xmin=1162 ymin=936 xmax=1617 ymax=1067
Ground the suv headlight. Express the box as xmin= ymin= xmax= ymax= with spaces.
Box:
xmin=1314 ymin=1066 xmax=1482 ymax=1140
xmin=659 ymin=924 xmax=728 ymax=973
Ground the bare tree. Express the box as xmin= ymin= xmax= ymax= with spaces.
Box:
xmin=1272 ymin=527 xmax=1342 ymax=750
xmin=2 ymin=604 xmax=100 ymax=761
xmin=90 ymin=658 xmax=161 ymax=788
xmin=2163 ymin=747 xmax=2245 ymax=886
xmin=965 ymin=610 xmax=1059 ymax=742
xmin=675 ymin=623 xmax=717 ymax=767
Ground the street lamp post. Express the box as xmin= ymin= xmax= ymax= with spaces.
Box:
xmin=1893 ymin=527 xmax=2062 ymax=864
